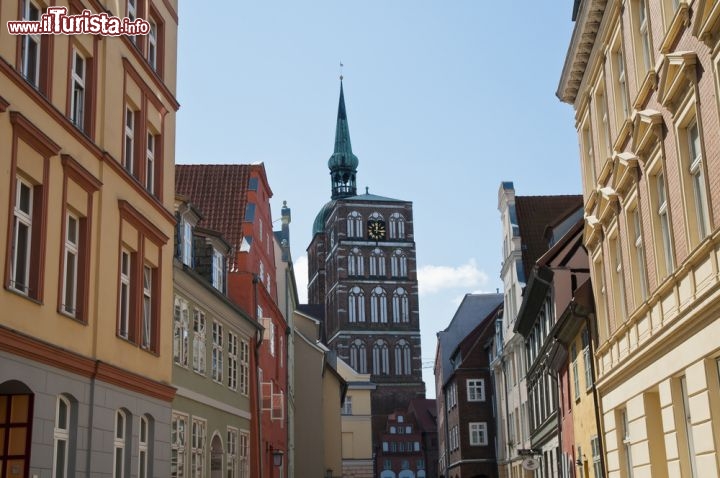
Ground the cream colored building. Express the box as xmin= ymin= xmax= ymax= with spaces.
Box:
xmin=0 ymin=0 xmax=178 ymax=475
xmin=337 ymin=357 xmax=375 ymax=478
xmin=559 ymin=1 xmax=720 ymax=477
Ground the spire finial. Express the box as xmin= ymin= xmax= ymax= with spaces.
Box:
xmin=339 ymin=61 xmax=344 ymax=81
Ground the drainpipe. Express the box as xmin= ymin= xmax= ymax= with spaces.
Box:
xmin=252 ymin=273 xmax=264 ymax=478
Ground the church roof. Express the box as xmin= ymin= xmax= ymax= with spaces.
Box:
xmin=328 ymin=81 xmax=359 ymax=172
xmin=312 ymin=200 xmax=336 ymax=236
xmin=344 ymin=192 xmax=406 ymax=202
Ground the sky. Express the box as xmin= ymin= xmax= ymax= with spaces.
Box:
xmin=176 ymin=1 xmax=582 ymax=398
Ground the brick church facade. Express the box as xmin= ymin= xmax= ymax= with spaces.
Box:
xmin=307 ymin=81 xmax=426 ymax=464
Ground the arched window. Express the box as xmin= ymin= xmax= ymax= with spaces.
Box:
xmin=392 ymin=288 xmax=410 ymax=323
xmin=54 ymin=394 xmax=73 ymax=478
xmin=390 ymin=250 xmax=407 ymax=277
xmin=348 ymin=287 xmax=365 ymax=323
xmin=114 ymin=409 xmax=131 ymax=478
xmin=370 ymin=287 xmax=388 ymax=323
xmin=372 ymin=340 xmax=389 ymax=375
xmin=347 ymin=211 xmax=363 ymax=238
xmin=369 ymin=248 xmax=386 ymax=277
xmin=349 ymin=339 xmax=368 ymax=374
xmin=394 ymin=340 xmax=412 ymax=375
xmin=389 ymin=213 xmax=406 ymax=239
xmin=139 ymin=415 xmax=153 ymax=478
xmin=348 ymin=248 xmax=364 ymax=277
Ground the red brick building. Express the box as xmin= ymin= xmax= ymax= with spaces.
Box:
xmin=176 ymin=164 xmax=289 ymax=478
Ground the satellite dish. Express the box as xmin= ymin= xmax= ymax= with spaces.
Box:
xmin=522 ymin=457 xmax=540 ymax=471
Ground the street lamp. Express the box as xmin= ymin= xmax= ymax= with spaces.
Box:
xmin=272 ymin=449 xmax=284 ymax=467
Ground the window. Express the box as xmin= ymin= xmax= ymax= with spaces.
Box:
xmin=595 ymin=84 xmax=613 ymax=160
xmin=238 ymin=432 xmax=249 ymax=478
xmin=372 ymin=340 xmax=389 ymax=375
xmin=148 ymin=20 xmax=158 ymax=70
xmin=227 ymin=331 xmax=239 ymax=391
xmin=182 ymin=218 xmax=193 ymax=266
xmin=247 ymin=177 xmax=258 ymax=191
xmin=212 ymin=322 xmax=224 ymax=383
xmin=591 ymin=436 xmax=602 ymax=478
xmin=467 ymin=379 xmax=486 ymax=402
xmin=571 ymin=344 xmax=580 ymax=400
xmin=392 ymin=287 xmax=409 ymax=323
xmin=638 ymin=0 xmax=652 ymax=73
xmin=620 ymin=409 xmax=634 ymax=478
xmin=70 ymin=49 xmax=86 ymax=129
xmin=174 ymin=297 xmax=189 ymax=366
xmin=212 ymin=249 xmax=224 ymax=291
xmin=347 ymin=211 xmax=363 ymax=238
xmin=193 ymin=310 xmax=207 ymax=374
xmin=612 ymin=35 xmax=631 ymax=125
xmin=391 ymin=250 xmax=407 ymax=277
xmin=145 ymin=133 xmax=155 ymax=193
xmin=582 ymin=328 xmax=593 ymax=390
xmin=114 ymin=410 xmax=128 ymax=478
xmin=342 ymin=396 xmax=353 ymax=415
xmin=348 ymin=248 xmax=364 ymax=276
xmin=61 ymin=213 xmax=79 ymax=316
xmin=628 ymin=207 xmax=649 ymax=306
xmin=370 ymin=287 xmax=388 ymax=323
xmin=20 ymin=0 xmax=41 ymax=87
xmin=118 ymin=250 xmax=131 ymax=338
xmin=394 ymin=340 xmax=411 ymax=375
xmin=268 ymin=320 xmax=276 ymax=357
xmin=10 ymin=178 xmax=33 ymax=295
xmin=349 ymin=339 xmax=367 ymax=374
xmin=581 ymin=120 xmax=597 ymax=195
xmin=389 ymin=212 xmax=405 ymax=239
xmin=171 ymin=413 xmax=187 ymax=478
xmin=142 ymin=265 xmax=153 ymax=349
xmin=127 ymin=0 xmax=137 ymax=43
xmin=369 ymin=248 xmax=385 ymax=276
xmin=239 ymin=339 xmax=250 ymax=395
xmin=244 ymin=203 xmax=256 ymax=222
xmin=53 ymin=396 xmax=71 ymax=478
xmin=610 ymin=235 xmax=627 ymax=324
xmin=348 ymin=286 xmax=365 ymax=323
xmin=655 ymin=171 xmax=675 ymax=276
xmin=680 ymin=377 xmax=698 ymax=478
xmin=191 ymin=418 xmax=206 ymax=478
xmin=684 ymin=119 xmax=711 ymax=243
xmin=139 ymin=416 xmax=151 ymax=478
xmin=227 ymin=428 xmax=238 ymax=478
xmin=124 ymin=107 xmax=135 ymax=174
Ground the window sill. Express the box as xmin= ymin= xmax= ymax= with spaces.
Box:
xmin=5 ymin=285 xmax=42 ymax=305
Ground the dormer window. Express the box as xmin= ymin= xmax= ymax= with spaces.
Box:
xmin=182 ymin=218 xmax=193 ymax=266
xmin=212 ymin=249 xmax=224 ymax=292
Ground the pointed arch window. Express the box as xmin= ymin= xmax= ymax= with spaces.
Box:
xmin=394 ymin=339 xmax=412 ymax=375
xmin=389 ymin=213 xmax=406 ymax=239
xmin=347 ymin=211 xmax=363 ymax=238
xmin=392 ymin=288 xmax=410 ymax=323
xmin=369 ymin=248 xmax=386 ymax=277
xmin=348 ymin=286 xmax=365 ymax=323
xmin=348 ymin=247 xmax=364 ymax=276
xmin=349 ymin=339 xmax=368 ymax=374
xmin=390 ymin=250 xmax=407 ymax=277
xmin=372 ymin=340 xmax=390 ymax=375
xmin=370 ymin=287 xmax=388 ymax=323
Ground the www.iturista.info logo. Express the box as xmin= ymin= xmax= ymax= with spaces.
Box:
xmin=7 ymin=6 xmax=150 ymax=36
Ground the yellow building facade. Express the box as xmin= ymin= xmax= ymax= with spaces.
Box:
xmin=559 ymin=1 xmax=720 ymax=477
xmin=0 ymin=0 xmax=178 ymax=475
xmin=337 ymin=358 xmax=375 ymax=478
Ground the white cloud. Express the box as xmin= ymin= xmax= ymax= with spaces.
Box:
xmin=293 ymin=255 xmax=308 ymax=304
xmin=417 ymin=258 xmax=489 ymax=295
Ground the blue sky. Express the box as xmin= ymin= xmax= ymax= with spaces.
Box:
xmin=176 ymin=1 xmax=581 ymax=398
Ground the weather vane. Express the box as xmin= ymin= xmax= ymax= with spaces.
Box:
xmin=339 ymin=61 xmax=344 ymax=81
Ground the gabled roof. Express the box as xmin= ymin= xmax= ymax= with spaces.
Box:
xmin=296 ymin=304 xmax=325 ymax=322
xmin=408 ymin=398 xmax=437 ymax=433
xmin=515 ymin=195 xmax=583 ymax=278
xmin=436 ymin=293 xmax=503 ymax=387
xmin=176 ymin=164 xmax=271 ymax=249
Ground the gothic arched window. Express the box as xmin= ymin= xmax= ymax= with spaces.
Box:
xmin=349 ymin=339 xmax=368 ymax=374
xmin=392 ymin=287 xmax=410 ymax=323
xmin=390 ymin=250 xmax=408 ymax=277
xmin=372 ymin=339 xmax=389 ymax=375
xmin=394 ymin=339 xmax=412 ymax=375
xmin=348 ymin=248 xmax=364 ymax=277
xmin=389 ymin=213 xmax=406 ymax=239
xmin=347 ymin=211 xmax=363 ymax=238
xmin=370 ymin=287 xmax=388 ymax=323
xmin=348 ymin=286 xmax=365 ymax=323
xmin=369 ymin=248 xmax=386 ymax=277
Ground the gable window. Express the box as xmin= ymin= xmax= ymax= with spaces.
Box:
xmin=348 ymin=286 xmax=365 ymax=323
xmin=193 ymin=310 xmax=207 ymax=374
xmin=212 ymin=249 xmax=224 ymax=292
xmin=174 ymin=297 xmax=189 ymax=367
xmin=469 ymin=422 xmax=488 ymax=446
xmin=70 ymin=49 xmax=86 ymax=129
xmin=370 ymin=286 xmax=388 ymax=323
xmin=247 ymin=177 xmax=258 ymax=191
xmin=392 ymin=287 xmax=409 ymax=323
xmin=244 ymin=203 xmax=256 ymax=222
xmin=467 ymin=379 xmax=486 ymax=401
xmin=20 ymin=0 xmax=41 ymax=87
xmin=182 ymin=218 xmax=193 ymax=266
xmin=124 ymin=107 xmax=135 ymax=175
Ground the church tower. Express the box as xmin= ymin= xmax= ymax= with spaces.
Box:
xmin=307 ymin=80 xmax=426 ymax=449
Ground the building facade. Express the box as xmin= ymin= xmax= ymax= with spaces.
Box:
xmin=307 ymin=81 xmax=426 ymax=460
xmin=176 ymin=164 xmax=289 ymax=478
xmin=0 ymin=0 xmax=179 ymax=476
xmin=559 ymin=1 xmax=720 ymax=477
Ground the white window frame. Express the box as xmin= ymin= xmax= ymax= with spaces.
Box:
xmin=228 ymin=331 xmax=238 ymax=391
xmin=62 ymin=213 xmax=79 ymax=316
xmin=142 ymin=265 xmax=152 ymax=349
xmin=639 ymin=0 xmax=652 ymax=72
xmin=467 ymin=379 xmax=486 ymax=402
xmin=342 ymin=395 xmax=353 ymax=415
xmin=656 ymin=171 xmax=675 ymax=275
xmin=146 ymin=132 xmax=155 ymax=193
xmin=370 ymin=287 xmax=387 ymax=323
xmin=174 ymin=296 xmax=189 ymax=367
xmin=193 ymin=310 xmax=207 ymax=374
xmin=212 ymin=321 xmax=224 ymax=383
xmin=348 ymin=286 xmax=365 ymax=323
xmin=171 ymin=412 xmax=188 ymax=478
xmin=70 ymin=49 xmax=86 ymax=128
xmin=148 ymin=20 xmax=158 ymax=70
xmin=11 ymin=177 xmax=33 ymax=295
xmin=119 ymin=250 xmax=131 ymax=339
xmin=53 ymin=395 xmax=71 ymax=478
xmin=239 ymin=432 xmax=249 ymax=478
xmin=686 ymin=119 xmax=710 ymax=241
xmin=630 ymin=206 xmax=649 ymax=305
xmin=369 ymin=248 xmax=385 ymax=276
xmin=114 ymin=409 xmax=127 ymax=478
xmin=239 ymin=339 xmax=250 ymax=395
xmin=389 ymin=212 xmax=405 ymax=239
xmin=127 ymin=0 xmax=137 ymax=43
xmin=190 ymin=417 xmax=206 ymax=478
xmin=227 ymin=427 xmax=238 ymax=478
xmin=347 ymin=211 xmax=362 ymax=238
xmin=392 ymin=287 xmax=409 ymax=323
xmin=139 ymin=416 xmax=149 ymax=478
xmin=212 ymin=248 xmax=224 ymax=291
xmin=124 ymin=107 xmax=135 ymax=173
xmin=21 ymin=0 xmax=41 ymax=86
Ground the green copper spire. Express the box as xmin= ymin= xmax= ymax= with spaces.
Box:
xmin=328 ymin=79 xmax=358 ymax=199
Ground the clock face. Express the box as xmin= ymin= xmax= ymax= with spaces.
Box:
xmin=367 ymin=220 xmax=386 ymax=241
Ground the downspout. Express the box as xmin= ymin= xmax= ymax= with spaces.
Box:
xmin=253 ymin=274 xmax=264 ymax=478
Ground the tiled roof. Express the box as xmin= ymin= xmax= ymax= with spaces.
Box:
xmin=408 ymin=398 xmax=437 ymax=433
xmin=296 ymin=304 xmax=325 ymax=322
xmin=175 ymin=164 xmax=253 ymax=248
xmin=515 ymin=195 xmax=583 ymax=278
